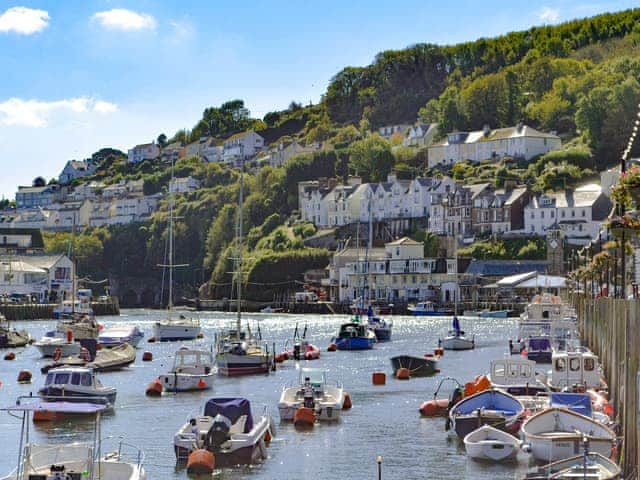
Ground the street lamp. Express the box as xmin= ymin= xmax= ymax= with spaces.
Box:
xmin=377 ymin=455 xmax=383 ymax=480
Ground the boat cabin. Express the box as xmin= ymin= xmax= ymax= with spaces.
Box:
xmin=298 ymin=368 xmax=327 ymax=389
xmin=45 ymin=367 xmax=97 ymax=389
xmin=489 ymin=358 xmax=547 ymax=396
xmin=550 ymin=348 xmax=602 ymax=390
xmin=337 ymin=323 xmax=368 ymax=338
xmin=172 ymin=348 xmax=213 ymax=374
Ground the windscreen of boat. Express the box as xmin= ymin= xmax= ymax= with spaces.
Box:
xmin=177 ymin=353 xmax=199 ymax=366
xmin=53 ymin=372 xmax=70 ymax=385
xmin=528 ymin=338 xmax=551 ymax=351
xmin=301 ymin=369 xmax=325 ymax=388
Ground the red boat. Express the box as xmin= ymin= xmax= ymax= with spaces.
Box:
xmin=283 ymin=340 xmax=320 ymax=361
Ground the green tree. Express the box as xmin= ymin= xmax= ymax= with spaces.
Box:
xmin=348 ymin=135 xmax=394 ymax=182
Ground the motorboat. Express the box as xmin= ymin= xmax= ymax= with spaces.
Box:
xmin=439 ymin=316 xmax=474 ymax=350
xmin=331 ymin=321 xmax=376 ymax=350
xmin=42 ymin=340 xmax=136 ymax=373
xmin=99 ymin=325 xmax=144 ymax=347
xmin=278 ymin=368 xmax=344 ymax=422
xmin=366 ymin=312 xmax=392 ymax=341
xmin=153 ymin=315 xmax=201 ymax=342
xmin=216 ymin=334 xmax=271 ymax=376
xmin=158 ymin=347 xmax=214 ymax=392
xmin=463 ymin=425 xmax=521 ymax=461
xmin=281 ymin=323 xmax=320 ymax=361
xmin=546 ymin=347 xmax=604 ymax=391
xmin=517 ymin=294 xmax=577 ymax=347
xmin=523 ymin=452 xmax=621 ymax=480
xmin=33 ymin=331 xmax=81 ymax=358
xmin=390 ymin=354 xmax=439 ymax=377
xmin=1 ymin=400 xmax=146 ymax=480
xmin=53 ymin=298 xmax=94 ymax=320
xmin=488 ymin=358 xmax=548 ymax=396
xmin=407 ymin=301 xmax=453 ymax=316
xmin=448 ymin=388 xmax=524 ymax=439
xmin=463 ymin=309 xmax=509 ymax=318
xmin=351 ymin=300 xmax=393 ymax=316
xmin=521 ymin=407 xmax=616 ymax=462
xmin=0 ymin=314 xmax=30 ymax=348
xmin=173 ymin=397 xmax=274 ymax=467
xmin=56 ymin=313 xmax=99 ymax=340
xmin=39 ymin=367 xmax=117 ymax=406
xmin=525 ymin=336 xmax=553 ymax=364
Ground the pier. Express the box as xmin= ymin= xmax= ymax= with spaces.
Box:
xmin=573 ymin=294 xmax=639 ymax=477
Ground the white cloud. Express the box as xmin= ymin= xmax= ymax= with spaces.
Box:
xmin=0 ymin=97 xmax=118 ymax=127
xmin=538 ymin=7 xmax=560 ymax=23
xmin=0 ymin=6 xmax=49 ymax=34
xmin=92 ymin=9 xmax=156 ymax=31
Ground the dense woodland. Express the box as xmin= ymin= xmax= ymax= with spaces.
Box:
xmin=42 ymin=9 xmax=640 ymax=303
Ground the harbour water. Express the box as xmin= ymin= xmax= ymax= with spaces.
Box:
xmin=0 ymin=310 xmax=533 ymax=479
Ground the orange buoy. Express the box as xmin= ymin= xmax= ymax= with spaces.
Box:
xmin=396 ymin=367 xmax=410 ymax=380
xmin=342 ymin=392 xmax=352 ymax=410
xmin=148 ymin=336 xmax=156 ymax=343
xmin=198 ymin=379 xmax=206 ymax=389
xmin=264 ymin=429 xmax=272 ymax=446
xmin=434 ymin=347 xmax=444 ymax=356
xmin=66 ymin=330 xmax=73 ymax=343
xmin=372 ymin=371 xmax=386 ymax=385
xmin=142 ymin=351 xmax=153 ymax=362
xmin=33 ymin=410 xmax=56 ymax=422
xmin=187 ymin=449 xmax=215 ymax=474
xmin=4 ymin=352 xmax=15 ymax=361
xmin=197 ymin=332 xmax=204 ymax=339
xmin=275 ymin=353 xmax=286 ymax=363
xmin=424 ymin=353 xmax=434 ymax=358
xmin=327 ymin=343 xmax=337 ymax=352
xmin=145 ymin=379 xmax=163 ymax=396
xmin=17 ymin=370 xmax=32 ymax=383
xmin=419 ymin=398 xmax=450 ymax=417
xmin=293 ymin=407 xmax=316 ymax=428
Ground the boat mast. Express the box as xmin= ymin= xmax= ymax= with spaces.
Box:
xmin=168 ymin=158 xmax=175 ymax=314
xmin=71 ymin=212 xmax=76 ymax=314
xmin=236 ymin=154 xmax=244 ymax=338
xmin=367 ymin=198 xmax=373 ymax=305
xmin=454 ymin=233 xmax=458 ymax=317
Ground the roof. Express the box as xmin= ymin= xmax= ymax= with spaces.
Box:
xmin=17 ymin=186 xmax=52 ymax=194
xmin=224 ymin=130 xmax=264 ymax=143
xmin=0 ymin=261 xmax=45 ymax=273
xmin=431 ymin=124 xmax=559 ymax=147
xmin=528 ymin=184 xmax=603 ymax=209
xmin=132 ymin=143 xmax=155 ymax=149
xmin=0 ymin=254 xmax=67 ymax=270
xmin=465 ymin=183 xmax=491 ymax=199
xmin=495 ymin=271 xmax=566 ymax=289
xmin=465 ymin=260 xmax=549 ymax=276
xmin=386 ymin=237 xmax=422 ymax=246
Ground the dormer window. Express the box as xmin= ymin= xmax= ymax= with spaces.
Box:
xmin=540 ymin=196 xmax=552 ymax=207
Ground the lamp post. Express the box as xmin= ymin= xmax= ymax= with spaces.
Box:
xmin=377 ymin=455 xmax=383 ymax=480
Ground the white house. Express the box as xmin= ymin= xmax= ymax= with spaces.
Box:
xmin=270 ymin=141 xmax=316 ymax=167
xmin=69 ymin=181 xmax=104 ymax=201
xmin=428 ymin=124 xmax=561 ymax=168
xmin=524 ymin=184 xmax=612 ymax=245
xmin=127 ymin=143 xmax=160 ymax=164
xmin=89 ymin=195 xmax=159 ymax=227
xmin=58 ymin=160 xmax=96 ymax=185
xmin=102 ymin=179 xmax=144 ymax=199
xmin=170 ymin=176 xmax=201 ymax=193
xmin=2 ymin=209 xmax=50 ymax=230
xmin=15 ymin=184 xmax=61 ymax=210
xmin=298 ymin=179 xmax=336 ymax=227
xmin=378 ymin=124 xmax=411 ymax=140
xmin=0 ymin=253 xmax=74 ymax=302
xmin=325 ymin=184 xmax=356 ymax=227
xmin=403 ymin=123 xmax=438 ymax=147
xmin=222 ymin=131 xmax=265 ymax=165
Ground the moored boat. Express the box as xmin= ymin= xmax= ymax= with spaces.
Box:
xmin=463 ymin=309 xmax=509 ymax=318
xmin=488 ymin=358 xmax=548 ymax=396
xmin=407 ymin=301 xmax=453 ymax=316
xmin=42 ymin=340 xmax=136 ymax=373
xmin=463 ymin=425 xmax=521 ymax=461
xmin=331 ymin=320 xmax=376 ymax=350
xmin=367 ymin=311 xmax=392 ymax=341
xmin=390 ymin=354 xmax=439 ymax=377
xmin=39 ymin=366 xmax=117 ymax=406
xmin=99 ymin=324 xmax=144 ymax=347
xmin=158 ymin=347 xmax=214 ymax=392
xmin=523 ymin=452 xmax=621 ymax=480
xmin=439 ymin=316 xmax=474 ymax=350
xmin=33 ymin=331 xmax=80 ymax=358
xmin=56 ymin=313 xmax=99 ymax=340
xmin=525 ymin=336 xmax=553 ymax=363
xmin=547 ymin=347 xmax=604 ymax=391
xmin=153 ymin=316 xmax=201 ymax=342
xmin=278 ymin=368 xmax=344 ymax=422
xmin=0 ymin=314 xmax=30 ymax=348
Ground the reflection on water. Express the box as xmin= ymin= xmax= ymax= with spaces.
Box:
xmin=0 ymin=310 xmax=534 ymax=479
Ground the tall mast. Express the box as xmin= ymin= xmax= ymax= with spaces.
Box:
xmin=236 ymin=154 xmax=244 ymax=337
xmin=367 ymin=198 xmax=373 ymax=303
xmin=71 ymin=212 xmax=76 ymax=313
xmin=168 ymin=158 xmax=174 ymax=313
xmin=454 ymin=233 xmax=458 ymax=317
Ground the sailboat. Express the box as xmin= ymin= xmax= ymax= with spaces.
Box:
xmin=439 ymin=236 xmax=474 ymax=350
xmin=215 ymin=159 xmax=271 ymax=376
xmin=153 ymin=160 xmax=201 ymax=341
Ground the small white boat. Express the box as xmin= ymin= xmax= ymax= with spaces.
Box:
xmin=43 ymin=341 xmax=136 ymax=373
xmin=33 ymin=331 xmax=81 ymax=358
xmin=99 ymin=325 xmax=144 ymax=347
xmin=523 ymin=452 xmax=622 ymax=479
xmin=440 ymin=316 xmax=474 ymax=350
xmin=153 ymin=316 xmax=201 ymax=342
xmin=463 ymin=309 xmax=509 ymax=318
xmin=278 ymin=368 xmax=344 ymax=422
xmin=158 ymin=347 xmax=214 ymax=392
xmin=521 ymin=407 xmax=616 ymax=462
xmin=464 ymin=425 xmax=521 ymax=461
xmin=39 ymin=366 xmax=117 ymax=406
xmin=53 ymin=299 xmax=94 ymax=319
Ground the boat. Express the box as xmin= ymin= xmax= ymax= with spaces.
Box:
xmin=33 ymin=331 xmax=81 ymax=358
xmin=439 ymin=316 xmax=474 ymax=350
xmin=39 ymin=366 xmax=117 ymax=406
xmin=331 ymin=321 xmax=376 ymax=350
xmin=173 ymin=397 xmax=274 ymax=466
xmin=448 ymin=388 xmax=524 ymax=439
xmin=463 ymin=309 xmax=509 ymax=318
xmin=53 ymin=298 xmax=94 ymax=320
xmin=420 ymin=376 xmax=464 ymax=417
xmin=1 ymin=400 xmax=147 ymax=480
xmin=158 ymin=347 xmax=215 ymax=392
xmin=523 ymin=452 xmax=621 ymax=480
xmin=521 ymin=407 xmax=616 ymax=462
xmin=546 ymin=347 xmax=604 ymax=391
xmin=516 ymin=294 xmax=577 ymax=350
xmin=366 ymin=308 xmax=392 ymax=341
xmin=525 ymin=336 xmax=553 ymax=363
xmin=463 ymin=425 xmax=521 ymax=461
xmin=153 ymin=160 xmax=202 ymax=342
xmin=0 ymin=314 xmax=30 ymax=348
xmin=407 ymin=301 xmax=453 ymax=316
xmin=99 ymin=324 xmax=144 ymax=347
xmin=549 ymin=392 xmax=612 ymax=425
xmin=390 ymin=354 xmax=439 ymax=377
xmin=260 ymin=306 xmax=284 ymax=314
xmin=56 ymin=313 xmax=99 ymax=340
xmin=42 ymin=340 xmax=136 ymax=373
xmin=278 ymin=368 xmax=344 ymax=422
xmin=352 ymin=300 xmax=393 ymax=316
xmin=280 ymin=323 xmax=320 ymax=361
xmin=488 ymin=358 xmax=548 ymax=396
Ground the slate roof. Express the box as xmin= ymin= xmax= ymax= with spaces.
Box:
xmin=432 ymin=124 xmax=559 ymax=147
xmin=465 ymin=260 xmax=549 ymax=277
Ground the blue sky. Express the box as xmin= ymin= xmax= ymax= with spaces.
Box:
xmin=0 ymin=1 xmax=637 ymax=199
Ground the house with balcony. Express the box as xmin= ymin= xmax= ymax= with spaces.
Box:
xmin=298 ymin=178 xmax=337 ymax=227
xmin=44 ymin=200 xmax=93 ymax=229
xmin=127 ymin=143 xmax=160 ymax=164
xmin=471 ymin=183 xmax=530 ymax=235
xmin=0 ymin=228 xmax=45 ymax=254
xmin=222 ymin=131 xmax=265 ymax=166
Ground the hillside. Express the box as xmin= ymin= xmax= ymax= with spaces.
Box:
xmin=41 ymin=9 xmax=640 ymax=304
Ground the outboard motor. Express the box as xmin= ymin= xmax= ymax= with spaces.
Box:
xmin=293 ymin=342 xmax=301 ymax=361
xmin=204 ymin=414 xmax=232 ymax=451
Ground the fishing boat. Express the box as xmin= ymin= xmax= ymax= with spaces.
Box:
xmin=158 ymin=347 xmax=214 ymax=392
xmin=439 ymin=316 xmax=474 ymax=350
xmin=173 ymin=397 xmax=274 ymax=466
xmin=1 ymin=400 xmax=147 ymax=480
xmin=525 ymin=336 xmax=553 ymax=363
xmin=42 ymin=340 xmax=136 ymax=373
xmin=448 ymin=388 xmax=524 ymax=439
xmin=99 ymin=325 xmax=144 ymax=347
xmin=390 ymin=354 xmax=439 ymax=377
xmin=278 ymin=368 xmax=344 ymax=422
xmin=488 ymin=358 xmax=548 ymax=396
xmin=463 ymin=309 xmax=509 ymax=318
xmin=463 ymin=425 xmax=521 ymax=461
xmin=521 ymin=407 xmax=616 ymax=462
xmin=546 ymin=347 xmax=604 ymax=391
xmin=0 ymin=314 xmax=30 ymax=348
xmin=407 ymin=301 xmax=453 ymax=316
xmin=39 ymin=367 xmax=117 ymax=406
xmin=523 ymin=452 xmax=621 ymax=480
xmin=153 ymin=160 xmax=201 ymax=342
xmin=33 ymin=331 xmax=81 ymax=358
xmin=331 ymin=320 xmax=376 ymax=350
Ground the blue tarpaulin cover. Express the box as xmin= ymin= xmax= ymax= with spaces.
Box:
xmin=550 ymin=393 xmax=593 ymax=418
xmin=204 ymin=398 xmax=254 ymax=433
xmin=528 ymin=337 xmax=551 ymax=350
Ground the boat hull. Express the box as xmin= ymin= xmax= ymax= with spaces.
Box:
xmin=159 ymin=373 xmax=214 ymax=392
xmin=335 ymin=336 xmax=374 ymax=350
xmin=441 ymin=336 xmax=474 ymax=350
xmin=153 ymin=323 xmax=201 ymax=341
xmin=464 ymin=426 xmax=520 ymax=462
xmin=34 ymin=341 xmax=80 ymax=358
xmin=408 ymin=310 xmax=453 ymax=316
xmin=390 ymin=355 xmax=438 ymax=377
xmin=39 ymin=386 xmax=117 ymax=405
xmin=449 ymin=389 xmax=524 ymax=439
xmin=216 ymin=354 xmax=270 ymax=376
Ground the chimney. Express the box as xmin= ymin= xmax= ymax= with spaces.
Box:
xmin=516 ymin=122 xmax=524 ymax=133
xmin=482 ymin=124 xmax=490 ymax=136
xmin=348 ymin=176 xmax=362 ymax=186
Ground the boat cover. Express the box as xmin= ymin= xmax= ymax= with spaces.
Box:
xmin=204 ymin=398 xmax=253 ymax=433
xmin=528 ymin=337 xmax=551 ymax=351
xmin=550 ymin=393 xmax=593 ymax=418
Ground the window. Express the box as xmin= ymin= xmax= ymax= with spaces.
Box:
xmin=81 ymin=373 xmax=92 ymax=386
xmin=571 ymin=210 xmax=575 ymax=217
xmin=584 ymin=358 xmax=595 ymax=371
xmin=54 ymin=373 xmax=70 ymax=384
xmin=541 ymin=211 xmax=544 ymax=219
xmin=551 ymin=211 xmax=554 ymax=218
xmin=508 ymin=364 xmax=520 ymax=377
xmin=45 ymin=373 xmax=54 ymax=385
xmin=561 ymin=211 xmax=565 ymax=218
xmin=493 ymin=363 xmax=505 ymax=378
xmin=582 ymin=210 xmax=586 ymax=217
xmin=555 ymin=358 xmax=566 ymax=372
xmin=569 ymin=358 xmax=580 ymax=371
xmin=531 ymin=212 xmax=535 ymax=219
xmin=71 ymin=372 xmax=81 ymax=385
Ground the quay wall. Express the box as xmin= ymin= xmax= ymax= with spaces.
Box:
xmin=573 ymin=295 xmax=639 ymax=478
xmin=0 ymin=300 xmax=119 ymax=321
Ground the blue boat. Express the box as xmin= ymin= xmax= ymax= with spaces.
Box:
xmin=332 ymin=320 xmax=376 ymax=350
xmin=366 ymin=305 xmax=392 ymax=341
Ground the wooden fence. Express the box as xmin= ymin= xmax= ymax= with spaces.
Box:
xmin=573 ymin=295 xmax=639 ymax=478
